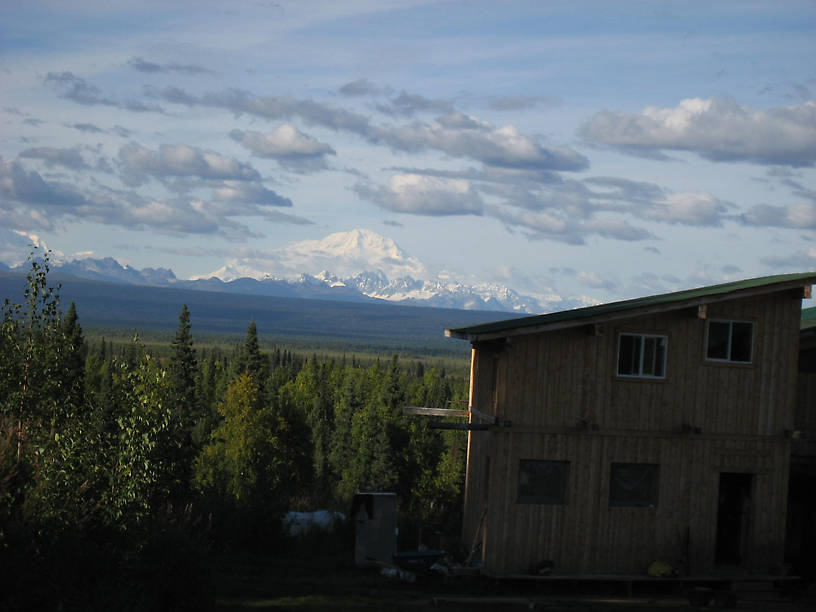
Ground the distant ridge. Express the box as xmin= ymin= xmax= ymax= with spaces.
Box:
xmin=3 ymin=230 xmax=593 ymax=314
xmin=0 ymin=270 xmax=524 ymax=354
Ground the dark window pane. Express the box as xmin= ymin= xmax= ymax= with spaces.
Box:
xmin=654 ymin=337 xmax=666 ymax=377
xmin=518 ymin=460 xmax=569 ymax=505
xmin=610 ymin=463 xmax=659 ymax=507
xmin=643 ymin=336 xmax=656 ymax=375
xmin=707 ymin=321 xmax=730 ymax=360
xmin=618 ymin=334 xmax=640 ymax=375
xmin=619 ymin=334 xmax=666 ymax=377
xmin=730 ymin=322 xmax=753 ymax=362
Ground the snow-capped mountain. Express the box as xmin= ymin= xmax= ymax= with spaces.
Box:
xmin=6 ymin=229 xmax=592 ymax=314
xmin=57 ymin=257 xmax=177 ymax=285
xmin=202 ymin=229 xmax=427 ymax=282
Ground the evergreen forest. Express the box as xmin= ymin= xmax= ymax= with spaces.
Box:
xmin=0 ymin=252 xmax=469 ymax=610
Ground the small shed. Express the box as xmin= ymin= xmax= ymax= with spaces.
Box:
xmin=351 ymin=492 xmax=398 ymax=567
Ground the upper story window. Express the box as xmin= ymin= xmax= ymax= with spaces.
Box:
xmin=705 ymin=320 xmax=754 ymax=363
xmin=617 ymin=333 xmax=667 ymax=378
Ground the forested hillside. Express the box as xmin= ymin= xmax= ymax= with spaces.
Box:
xmin=0 ymin=254 xmax=469 ymax=610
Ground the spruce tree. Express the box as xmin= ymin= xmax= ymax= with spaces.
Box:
xmin=167 ymin=304 xmax=198 ymax=495
xmin=61 ymin=301 xmax=85 ymax=408
xmin=235 ymin=320 xmax=264 ymax=382
xmin=168 ymin=304 xmax=197 ymax=419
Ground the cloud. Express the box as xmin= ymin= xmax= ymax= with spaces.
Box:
xmin=69 ymin=122 xmax=104 ymax=134
xmin=488 ymin=95 xmax=560 ymax=111
xmin=0 ymin=158 xmax=93 ymax=211
xmin=212 ymin=181 xmax=293 ymax=207
xmin=354 ymin=174 xmax=484 ymax=216
xmin=19 ymin=146 xmax=90 ymax=170
xmin=0 ymin=228 xmax=58 ymax=266
xmin=375 ymin=91 xmax=454 ymax=117
xmin=485 ymin=205 xmax=581 ymax=244
xmin=338 ymin=78 xmax=389 ymax=96
xmin=740 ymin=202 xmax=816 ymax=229
xmin=229 ymin=125 xmax=335 ymax=172
xmin=0 ymin=157 xmax=307 ymax=238
xmin=118 ymin=142 xmax=260 ymax=182
xmin=149 ymin=86 xmax=589 ymax=172
xmin=581 ymin=97 xmax=816 ymax=167
xmin=584 ymin=177 xmax=730 ymax=226
xmin=23 ymin=118 xmax=44 ymax=127
xmin=584 ymin=218 xmax=654 ymax=240
xmin=127 ymin=57 xmax=214 ymax=75
xmin=45 ymin=72 xmax=164 ymax=113
xmin=641 ymin=192 xmax=730 ymax=226
xmin=577 ymin=271 xmax=618 ymax=291
xmin=357 ymin=167 xmax=725 ymax=244
xmin=371 ymin=118 xmax=589 ymax=172
xmin=760 ymin=248 xmax=816 ymax=269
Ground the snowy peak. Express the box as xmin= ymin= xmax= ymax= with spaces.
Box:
xmin=21 ymin=256 xmax=177 ymax=286
xmin=3 ymin=229 xmax=594 ymax=314
xmin=201 ymin=229 xmax=428 ymax=283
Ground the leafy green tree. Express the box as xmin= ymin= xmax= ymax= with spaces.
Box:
xmin=100 ymin=349 xmax=175 ymax=527
xmin=194 ymin=372 xmax=292 ymax=510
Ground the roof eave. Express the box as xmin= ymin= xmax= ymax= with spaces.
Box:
xmin=446 ymin=275 xmax=816 ymax=343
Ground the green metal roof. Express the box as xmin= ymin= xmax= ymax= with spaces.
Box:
xmin=447 ymin=272 xmax=816 ymax=340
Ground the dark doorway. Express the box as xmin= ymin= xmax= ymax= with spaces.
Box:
xmin=716 ymin=472 xmax=753 ymax=564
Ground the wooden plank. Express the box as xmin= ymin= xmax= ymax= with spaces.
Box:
xmin=403 ymin=406 xmax=469 ymax=418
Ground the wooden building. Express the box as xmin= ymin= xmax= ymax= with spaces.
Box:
xmin=787 ymin=307 xmax=816 ymax=571
xmin=445 ymin=273 xmax=816 ymax=576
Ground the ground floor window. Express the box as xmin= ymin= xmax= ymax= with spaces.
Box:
xmin=609 ymin=463 xmax=659 ymax=507
xmin=517 ymin=460 xmax=569 ymax=505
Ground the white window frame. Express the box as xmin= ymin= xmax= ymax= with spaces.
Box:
xmin=616 ymin=333 xmax=668 ymax=379
xmin=705 ymin=319 xmax=755 ymax=364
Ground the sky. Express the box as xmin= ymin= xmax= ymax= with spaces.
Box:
xmin=1 ymin=0 xmax=815 ymax=307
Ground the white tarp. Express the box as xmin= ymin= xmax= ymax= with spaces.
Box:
xmin=283 ymin=510 xmax=346 ymax=536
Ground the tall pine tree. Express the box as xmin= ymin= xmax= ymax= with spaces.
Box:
xmin=167 ymin=304 xmax=199 ymax=495
xmin=61 ymin=301 xmax=85 ymax=409
xmin=235 ymin=320 xmax=265 ymax=383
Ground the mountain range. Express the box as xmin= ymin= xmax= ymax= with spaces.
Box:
xmin=5 ymin=229 xmax=590 ymax=314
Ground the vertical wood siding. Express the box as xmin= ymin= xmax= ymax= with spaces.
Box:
xmin=462 ymin=292 xmax=802 ymax=574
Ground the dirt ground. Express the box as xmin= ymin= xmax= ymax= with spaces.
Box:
xmin=211 ymin=553 xmax=816 ymax=611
